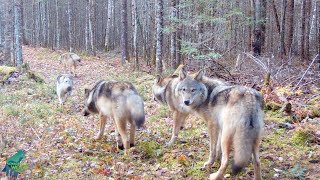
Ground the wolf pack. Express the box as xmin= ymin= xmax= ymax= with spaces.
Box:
xmin=57 ymin=53 xmax=264 ymax=180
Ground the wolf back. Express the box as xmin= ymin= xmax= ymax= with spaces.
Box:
xmin=84 ymin=80 xmax=145 ymax=128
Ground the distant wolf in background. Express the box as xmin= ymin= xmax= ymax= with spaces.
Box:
xmin=83 ymin=80 xmax=145 ymax=155
xmin=153 ymin=66 xmax=264 ymax=180
xmin=59 ymin=53 xmax=81 ymax=76
xmin=56 ymin=74 xmax=73 ymax=105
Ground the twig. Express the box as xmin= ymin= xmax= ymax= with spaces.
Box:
xmin=29 ymin=124 xmax=41 ymax=140
xmin=244 ymin=53 xmax=268 ymax=72
xmin=293 ymin=54 xmax=319 ymax=90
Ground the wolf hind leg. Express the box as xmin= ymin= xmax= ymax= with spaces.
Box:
xmin=95 ymin=115 xmax=107 ymax=140
xmin=115 ymin=118 xmax=129 ymax=155
xmin=167 ymin=112 xmax=188 ymax=146
xmin=129 ymin=122 xmax=136 ymax=147
xmin=253 ymin=137 xmax=262 ymax=180
xmin=209 ymin=128 xmax=232 ymax=180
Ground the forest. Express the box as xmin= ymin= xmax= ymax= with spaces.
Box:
xmin=0 ymin=0 xmax=319 ymax=179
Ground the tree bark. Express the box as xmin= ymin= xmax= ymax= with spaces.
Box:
xmin=156 ymin=0 xmax=164 ymax=74
xmin=89 ymin=0 xmax=96 ymax=56
xmin=301 ymin=0 xmax=306 ymax=61
xmin=55 ymin=0 xmax=60 ymax=49
xmin=305 ymin=0 xmax=312 ymax=61
xmin=170 ymin=0 xmax=177 ymax=69
xmin=280 ymin=0 xmax=287 ymax=56
xmin=14 ymin=0 xmax=23 ymax=66
xmin=121 ymin=0 xmax=129 ymax=65
xmin=68 ymin=0 xmax=73 ymax=52
xmin=176 ymin=0 xmax=182 ymax=66
xmin=4 ymin=0 xmax=13 ymax=65
xmin=132 ymin=0 xmax=139 ymax=70
xmin=286 ymin=0 xmax=294 ymax=56
xmin=271 ymin=0 xmax=281 ymax=35
xmin=105 ymin=0 xmax=113 ymax=51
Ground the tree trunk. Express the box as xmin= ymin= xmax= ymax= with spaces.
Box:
xmin=14 ymin=0 xmax=23 ymax=66
xmin=301 ymin=0 xmax=306 ymax=62
xmin=89 ymin=0 xmax=96 ymax=56
xmin=316 ymin=1 xmax=320 ymax=65
xmin=305 ymin=0 xmax=312 ymax=61
xmin=253 ymin=0 xmax=264 ymax=56
xmin=105 ymin=0 xmax=113 ymax=51
xmin=85 ymin=1 xmax=89 ymax=52
xmin=271 ymin=0 xmax=281 ymax=35
xmin=21 ymin=0 xmax=27 ymax=45
xmin=156 ymin=0 xmax=164 ymax=74
xmin=68 ymin=0 xmax=73 ymax=52
xmin=4 ymin=0 xmax=13 ymax=65
xmin=121 ymin=0 xmax=129 ymax=65
xmin=280 ymin=0 xmax=287 ymax=56
xmin=286 ymin=0 xmax=294 ymax=56
xmin=176 ymin=0 xmax=182 ymax=65
xmin=170 ymin=0 xmax=177 ymax=69
xmin=55 ymin=0 xmax=60 ymax=49
xmin=132 ymin=0 xmax=139 ymax=70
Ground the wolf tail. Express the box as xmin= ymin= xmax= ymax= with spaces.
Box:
xmin=232 ymin=99 xmax=263 ymax=174
xmin=127 ymin=94 xmax=145 ymax=129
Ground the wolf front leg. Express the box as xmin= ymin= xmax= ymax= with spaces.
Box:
xmin=203 ymin=121 xmax=219 ymax=168
xmin=95 ymin=115 xmax=107 ymax=140
xmin=167 ymin=111 xmax=188 ymax=146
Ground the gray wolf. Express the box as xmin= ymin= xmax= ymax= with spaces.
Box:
xmin=83 ymin=80 xmax=145 ymax=155
xmin=152 ymin=66 xmax=264 ymax=179
xmin=56 ymin=74 xmax=73 ymax=105
xmin=59 ymin=53 xmax=81 ymax=76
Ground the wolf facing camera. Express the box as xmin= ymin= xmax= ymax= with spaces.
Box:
xmin=153 ymin=66 xmax=264 ymax=180
xmin=56 ymin=74 xmax=73 ymax=106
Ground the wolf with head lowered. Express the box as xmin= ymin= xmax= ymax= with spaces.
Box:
xmin=83 ymin=80 xmax=145 ymax=155
xmin=152 ymin=66 xmax=264 ymax=180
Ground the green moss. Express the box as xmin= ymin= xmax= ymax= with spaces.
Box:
xmin=311 ymin=108 xmax=320 ymax=118
xmin=292 ymin=129 xmax=312 ymax=146
xmin=3 ymin=105 xmax=21 ymax=117
xmin=149 ymin=106 xmax=170 ymax=123
xmin=264 ymin=102 xmax=282 ymax=111
xmin=139 ymin=140 xmax=161 ymax=158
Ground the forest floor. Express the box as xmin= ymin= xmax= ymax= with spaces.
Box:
xmin=0 ymin=46 xmax=320 ymax=179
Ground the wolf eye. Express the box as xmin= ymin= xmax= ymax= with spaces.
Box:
xmin=191 ymin=89 xmax=196 ymax=92
xmin=182 ymin=88 xmax=186 ymax=91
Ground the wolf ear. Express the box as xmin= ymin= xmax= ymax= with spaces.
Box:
xmin=179 ymin=67 xmax=187 ymax=80
xmin=155 ymin=75 xmax=162 ymax=83
xmin=84 ymin=87 xmax=90 ymax=96
xmin=194 ymin=69 xmax=204 ymax=81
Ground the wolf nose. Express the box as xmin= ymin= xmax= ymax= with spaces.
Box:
xmin=83 ymin=111 xmax=90 ymax=116
xmin=184 ymin=100 xmax=190 ymax=106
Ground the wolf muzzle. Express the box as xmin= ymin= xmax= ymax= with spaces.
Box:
xmin=83 ymin=110 xmax=90 ymax=116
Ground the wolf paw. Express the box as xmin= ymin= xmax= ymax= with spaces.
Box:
xmin=95 ymin=135 xmax=102 ymax=140
xmin=201 ymin=160 xmax=214 ymax=169
xmin=209 ymin=172 xmax=221 ymax=180
xmin=118 ymin=145 xmax=124 ymax=150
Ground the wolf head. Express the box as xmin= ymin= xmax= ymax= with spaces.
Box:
xmin=83 ymin=87 xmax=95 ymax=116
xmin=175 ymin=67 xmax=208 ymax=108
xmin=57 ymin=75 xmax=73 ymax=91
xmin=83 ymin=81 xmax=104 ymax=116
